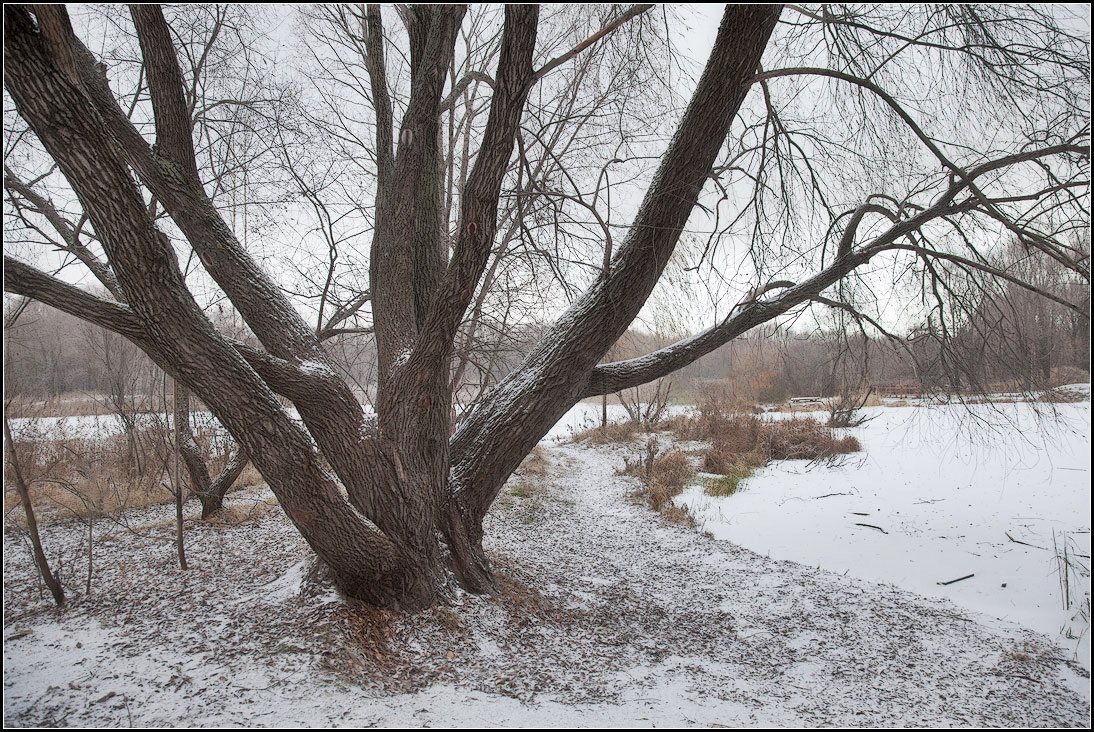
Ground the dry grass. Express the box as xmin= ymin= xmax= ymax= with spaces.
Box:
xmin=4 ymin=419 xmax=255 ymax=523
xmin=516 ymin=446 xmax=550 ymax=476
xmin=5 ymin=393 xmax=165 ymax=419
xmin=762 ymin=417 xmax=861 ymax=460
xmin=664 ymin=411 xmax=861 ymax=491
xmin=659 ymin=503 xmax=696 ymax=527
xmin=499 ymin=447 xmax=554 ymax=522
xmin=234 ymin=462 xmax=265 ymax=490
xmin=497 ymin=472 xmax=552 ymax=525
xmin=5 ymin=426 xmax=175 ymax=521
xmin=571 ymin=419 xmax=640 ymax=445
xmin=703 ymin=445 xmax=767 ymax=475
xmin=671 ymin=413 xmax=861 ymax=464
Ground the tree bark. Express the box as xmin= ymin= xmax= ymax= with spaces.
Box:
xmin=6 ymin=4 xmax=1083 ymax=612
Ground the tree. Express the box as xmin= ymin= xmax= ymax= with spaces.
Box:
xmin=3 ymin=4 xmax=1088 ymax=610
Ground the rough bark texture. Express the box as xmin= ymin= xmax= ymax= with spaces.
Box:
xmin=449 ymin=6 xmax=783 ymax=524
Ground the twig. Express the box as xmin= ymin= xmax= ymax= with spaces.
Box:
xmin=938 ymin=573 xmax=975 ymax=586
xmin=854 ymin=523 xmax=888 ymax=534
xmin=1005 ymin=532 xmax=1046 ymax=550
xmin=1003 ymin=673 xmax=1042 ymax=684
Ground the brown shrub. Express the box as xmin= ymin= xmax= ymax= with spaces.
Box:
xmin=622 ymin=441 xmax=696 ymax=514
xmin=659 ymin=413 xmax=706 ymax=440
xmin=762 ymin=417 xmax=861 ymax=460
xmin=660 ymin=503 xmax=696 ymax=527
xmin=686 ymin=414 xmax=861 ymax=476
xmin=703 ymin=445 xmax=765 ymax=475
xmin=4 ymin=418 xmax=253 ymax=522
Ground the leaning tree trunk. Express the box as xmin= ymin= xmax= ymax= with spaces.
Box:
xmin=446 ymin=6 xmax=783 ymax=583
xmin=4 ymin=418 xmax=65 ymax=607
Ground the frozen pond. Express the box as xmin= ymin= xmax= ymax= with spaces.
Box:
xmin=676 ymin=400 xmax=1092 ymax=670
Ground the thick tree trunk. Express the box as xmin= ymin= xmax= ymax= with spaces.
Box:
xmin=450 ymin=5 xmax=783 ymax=528
xmin=3 ymin=4 xmax=775 ymax=611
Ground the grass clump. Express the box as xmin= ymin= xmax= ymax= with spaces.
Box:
xmin=673 ymin=413 xmax=860 ymax=470
xmin=509 ymin=480 xmax=541 ymax=500
xmin=705 ymin=463 xmax=757 ymax=497
xmin=664 ymin=409 xmax=861 ymax=500
xmin=517 ymin=446 xmax=550 ymax=476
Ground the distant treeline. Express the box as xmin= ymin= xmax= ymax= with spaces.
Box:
xmin=5 ymin=287 xmax=1089 ymax=406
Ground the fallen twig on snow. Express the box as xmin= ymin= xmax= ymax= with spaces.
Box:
xmin=1005 ymin=532 xmax=1047 ymax=550
xmin=938 ymin=573 xmax=975 ymax=586
xmin=854 ymin=523 xmax=888 ymax=533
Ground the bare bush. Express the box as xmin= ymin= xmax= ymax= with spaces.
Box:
xmin=827 ymin=388 xmax=877 ymax=428
xmin=620 ymin=438 xmax=696 ymax=523
xmin=616 ymin=377 xmax=674 ymax=428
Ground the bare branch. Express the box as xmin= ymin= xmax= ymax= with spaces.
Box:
xmin=532 ymin=5 xmax=655 ymax=81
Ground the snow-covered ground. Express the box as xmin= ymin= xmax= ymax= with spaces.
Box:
xmin=677 ymin=399 xmax=1092 ymax=671
xmin=4 ymin=396 xmax=1091 ymax=725
xmin=4 ymin=436 xmax=1090 ymax=726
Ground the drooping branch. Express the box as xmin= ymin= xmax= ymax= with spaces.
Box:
xmin=4 ymin=256 xmax=145 ymax=339
xmin=837 ymin=203 xmax=899 ymax=257
xmin=582 ymin=142 xmax=1086 ymax=396
xmin=753 ymin=66 xmax=1089 ymax=277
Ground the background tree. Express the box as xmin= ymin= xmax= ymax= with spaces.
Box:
xmin=3 ymin=4 xmax=1088 ymax=610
